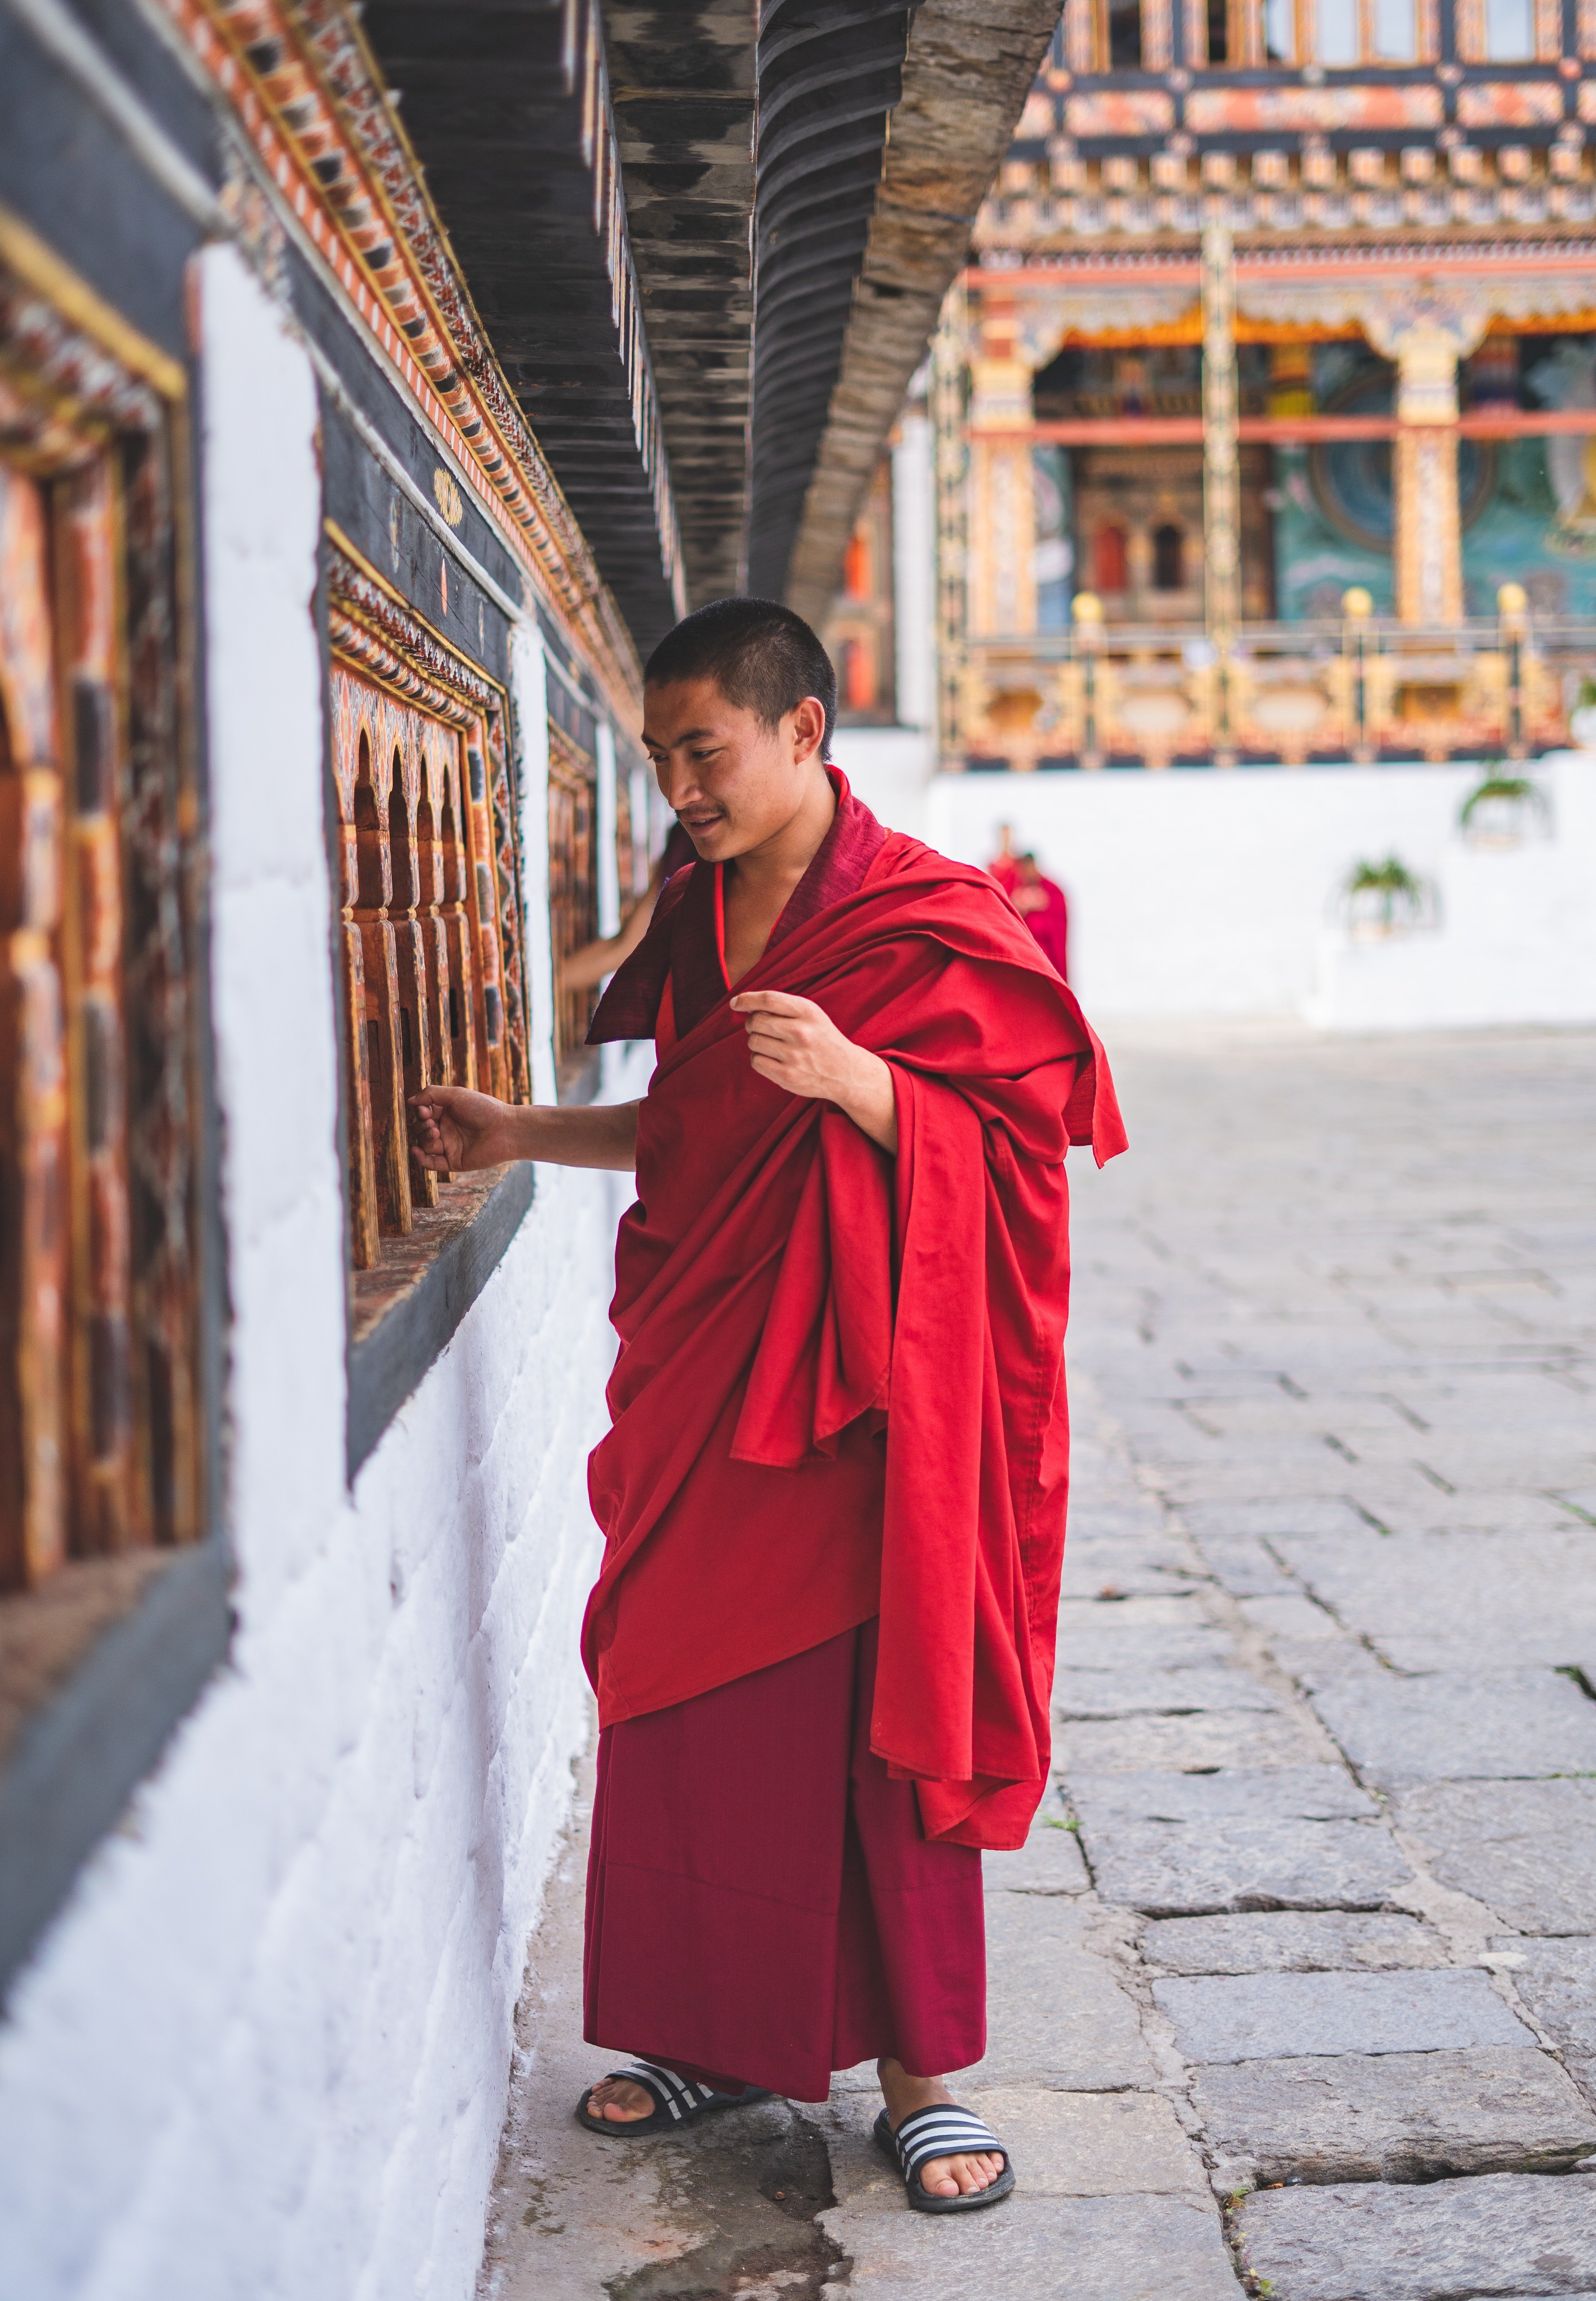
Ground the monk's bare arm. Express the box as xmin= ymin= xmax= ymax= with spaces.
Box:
xmin=728 ymin=991 xmax=899 ymax=1155
xmin=409 ymin=1086 xmax=640 ymax=1174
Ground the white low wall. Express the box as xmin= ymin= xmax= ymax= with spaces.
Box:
xmin=0 ymin=250 xmax=617 ymax=2301
xmin=835 ymin=729 xmax=1596 ymax=1029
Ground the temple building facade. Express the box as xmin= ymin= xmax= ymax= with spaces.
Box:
xmin=920 ymin=4 xmax=1596 ymax=767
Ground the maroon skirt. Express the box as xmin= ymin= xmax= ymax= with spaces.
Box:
xmin=583 ymin=1618 xmax=986 ymax=2102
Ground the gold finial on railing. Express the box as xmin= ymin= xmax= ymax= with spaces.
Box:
xmin=1072 ymin=591 xmax=1103 ymax=625
xmin=1340 ymin=589 xmax=1376 ymax=762
xmin=1497 ymin=584 xmax=1530 ymax=756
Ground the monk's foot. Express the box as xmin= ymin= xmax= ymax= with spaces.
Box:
xmin=586 ymin=2076 xmax=656 ymax=2123
xmin=877 ymin=2058 xmax=1005 ymax=2199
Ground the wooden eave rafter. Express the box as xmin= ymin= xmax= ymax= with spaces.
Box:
xmin=782 ymin=0 xmax=1067 ymax=628
xmin=156 ymin=0 xmax=646 ymax=716
xmin=604 ymin=0 xmax=758 ymax=611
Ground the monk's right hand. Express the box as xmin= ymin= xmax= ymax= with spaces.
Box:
xmin=408 ymin=1084 xmax=512 ymax=1175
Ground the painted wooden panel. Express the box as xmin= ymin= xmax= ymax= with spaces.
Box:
xmin=0 ymin=232 xmax=202 ymax=1591
xmin=1185 ymin=83 xmax=1444 ymax=130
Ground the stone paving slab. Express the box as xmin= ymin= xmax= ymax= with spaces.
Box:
xmin=1491 ymin=1939 xmax=1596 ymax=2061
xmin=1077 ymin=1766 xmax=1381 ymax=1823
xmin=819 ymin=2190 xmax=1241 ymax=2301
xmin=1272 ymin=1531 xmax=1596 ymax=1673
xmin=1070 ymin=1767 xmax=1411 ymax=1917
xmin=1060 ymin=1538 xmax=1208 ymax=1599
xmin=965 ymin=1892 xmax=1158 ymax=2090
xmin=1057 ymin=1709 xmax=1327 ymax=1774
xmin=1238 ymin=1594 xmax=1347 ymax=1645
xmin=1056 ymin=1622 xmax=1239 ymax=1670
xmin=1059 ymin=1591 xmax=1222 ymax=1628
xmin=1054 ymin=1665 xmax=1285 ymax=1719
xmin=1302 ymin=1668 xmax=1596 ymax=1787
xmin=1154 ymin=1968 xmax=1536 ymax=2063
xmin=1159 ymin=1455 xmax=1386 ymax=1505
xmin=983 ymin=1792 xmax=1092 ymax=1894
xmin=1195 ymin=2046 xmax=1596 ymax=2187
xmin=1193 ymin=1537 xmax=1303 ymax=1598
xmin=1233 ymin=2170 xmax=1596 ymax=2300
xmin=1140 ymin=1912 xmax=1446 ymax=1975
xmin=1394 ymin=1782 xmax=1596 ymax=1933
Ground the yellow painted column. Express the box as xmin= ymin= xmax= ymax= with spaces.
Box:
xmin=1201 ymin=205 xmax=1240 ymax=647
xmin=1391 ymin=323 xmax=1465 ymax=624
xmin=967 ymin=349 xmax=1037 ymax=641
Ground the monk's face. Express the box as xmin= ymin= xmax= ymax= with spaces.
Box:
xmin=642 ymin=676 xmax=829 ymax=861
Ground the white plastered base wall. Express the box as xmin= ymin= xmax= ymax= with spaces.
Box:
xmin=0 ymin=246 xmax=625 ymax=2301
xmin=834 ymin=729 xmax=1596 ymax=1030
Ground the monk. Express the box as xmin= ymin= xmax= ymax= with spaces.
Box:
xmin=408 ymin=598 xmax=1124 ymax=2214
xmin=1012 ymin=851 xmax=1071 ymax=981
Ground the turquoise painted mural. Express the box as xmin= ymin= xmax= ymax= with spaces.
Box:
xmin=1272 ymin=336 xmax=1596 ymax=623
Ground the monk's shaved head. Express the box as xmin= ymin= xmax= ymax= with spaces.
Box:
xmin=644 ymin=598 xmax=837 ymax=756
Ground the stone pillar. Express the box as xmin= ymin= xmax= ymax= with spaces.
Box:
xmin=1201 ymin=205 xmax=1241 ymax=645
xmin=1391 ymin=324 xmax=1464 ymax=623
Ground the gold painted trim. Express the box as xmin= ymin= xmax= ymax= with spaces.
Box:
xmin=0 ymin=204 xmax=187 ymax=402
xmin=323 ymin=520 xmax=510 ymax=710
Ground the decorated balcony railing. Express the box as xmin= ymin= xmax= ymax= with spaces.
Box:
xmin=955 ymin=590 xmax=1596 ymax=770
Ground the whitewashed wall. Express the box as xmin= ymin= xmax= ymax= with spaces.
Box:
xmin=834 ymin=730 xmax=1596 ymax=1030
xmin=0 ymin=248 xmax=622 ymax=2301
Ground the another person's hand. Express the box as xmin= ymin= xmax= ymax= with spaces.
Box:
xmin=729 ymin=991 xmax=897 ymax=1153
xmin=408 ymin=1085 xmax=514 ymax=1175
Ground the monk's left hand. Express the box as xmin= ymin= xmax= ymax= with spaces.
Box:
xmin=729 ymin=990 xmax=899 ymax=1154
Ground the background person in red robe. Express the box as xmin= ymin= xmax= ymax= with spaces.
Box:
xmin=1011 ymin=851 xmax=1071 ymax=981
xmin=987 ymin=821 xmax=1020 ymax=896
xmin=408 ymin=600 xmax=1124 ymax=2213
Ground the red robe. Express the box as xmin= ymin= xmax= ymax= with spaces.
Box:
xmin=586 ymin=786 xmax=1123 ymax=1852
xmin=1016 ymin=872 xmax=1070 ymax=980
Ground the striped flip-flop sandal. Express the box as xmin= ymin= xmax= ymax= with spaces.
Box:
xmin=873 ymin=2103 xmax=1017 ymax=2214
xmin=575 ymin=2059 xmax=771 ymax=2138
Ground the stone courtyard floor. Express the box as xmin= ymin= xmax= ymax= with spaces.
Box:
xmin=478 ymin=1023 xmax=1596 ymax=2301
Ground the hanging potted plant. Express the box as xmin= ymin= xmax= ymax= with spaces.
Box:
xmin=1343 ymin=855 xmax=1439 ymax=941
xmin=1459 ymin=760 xmax=1552 ymax=849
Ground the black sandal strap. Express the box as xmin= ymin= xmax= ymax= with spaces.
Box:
xmin=892 ymin=2103 xmax=1007 ymax=2185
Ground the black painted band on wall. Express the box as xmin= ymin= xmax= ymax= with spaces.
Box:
xmin=0 ymin=1539 xmax=234 ymax=2007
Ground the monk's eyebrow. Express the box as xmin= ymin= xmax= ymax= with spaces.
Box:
xmin=644 ymin=726 xmax=720 ymax=746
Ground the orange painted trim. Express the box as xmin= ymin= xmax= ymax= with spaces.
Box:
xmin=967 ymin=246 xmax=1596 ymax=291
xmin=1000 ymin=411 xmax=1596 ymax=444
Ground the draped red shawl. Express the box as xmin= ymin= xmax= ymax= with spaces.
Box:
xmin=582 ymin=802 xmax=1125 ymax=1850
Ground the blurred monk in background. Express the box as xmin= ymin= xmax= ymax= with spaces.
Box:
xmin=408 ymin=599 xmax=1122 ymax=2218
xmin=1011 ymin=851 xmax=1070 ymax=982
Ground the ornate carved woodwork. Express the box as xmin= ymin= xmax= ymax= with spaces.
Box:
xmin=326 ymin=536 xmax=529 ymax=1273
xmin=546 ymin=722 xmax=599 ymax=1072
xmin=0 ymin=220 xmax=202 ymax=1594
xmin=151 ymin=0 xmax=644 ymax=721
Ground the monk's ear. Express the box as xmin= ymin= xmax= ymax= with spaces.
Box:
xmin=790 ymin=695 xmax=826 ymax=766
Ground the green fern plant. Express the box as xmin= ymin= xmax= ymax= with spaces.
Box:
xmin=1460 ymin=771 xmax=1548 ymax=831
xmin=1344 ymin=855 xmax=1435 ymax=934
